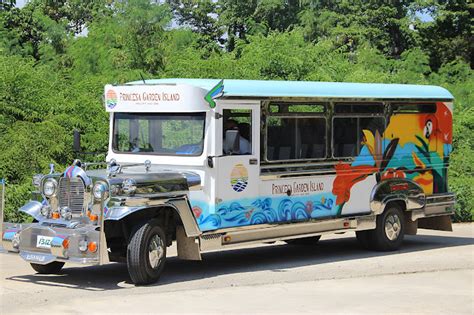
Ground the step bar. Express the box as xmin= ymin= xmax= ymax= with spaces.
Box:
xmin=200 ymin=215 xmax=376 ymax=251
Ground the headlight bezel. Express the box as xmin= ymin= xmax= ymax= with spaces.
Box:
xmin=42 ymin=178 xmax=58 ymax=197
xmin=93 ymin=181 xmax=109 ymax=200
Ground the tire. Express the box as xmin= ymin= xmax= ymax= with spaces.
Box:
xmin=30 ymin=261 xmax=64 ymax=274
xmin=365 ymin=206 xmax=405 ymax=251
xmin=284 ymin=235 xmax=321 ymax=245
xmin=127 ymin=221 xmax=167 ymax=285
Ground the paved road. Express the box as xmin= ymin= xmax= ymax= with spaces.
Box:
xmin=1 ymin=223 xmax=473 ymax=314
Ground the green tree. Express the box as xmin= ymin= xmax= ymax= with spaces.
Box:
xmin=299 ymin=0 xmax=418 ymax=58
xmin=414 ymin=0 xmax=472 ymax=69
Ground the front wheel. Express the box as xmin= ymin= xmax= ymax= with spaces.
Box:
xmin=127 ymin=221 xmax=167 ymax=285
xmin=30 ymin=261 xmax=64 ymax=274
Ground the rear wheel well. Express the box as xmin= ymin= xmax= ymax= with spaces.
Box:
xmin=385 ymin=200 xmax=406 ymax=212
xmin=104 ymin=206 xmax=183 ymax=261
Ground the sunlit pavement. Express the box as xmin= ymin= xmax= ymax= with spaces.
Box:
xmin=1 ymin=223 xmax=473 ymax=314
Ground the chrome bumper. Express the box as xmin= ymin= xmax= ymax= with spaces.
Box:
xmin=411 ymin=192 xmax=456 ymax=221
xmin=2 ymin=222 xmax=101 ymax=265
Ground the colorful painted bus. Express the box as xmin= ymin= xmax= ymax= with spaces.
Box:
xmin=1 ymin=79 xmax=455 ymax=285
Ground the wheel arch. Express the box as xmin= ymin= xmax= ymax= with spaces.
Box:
xmin=104 ymin=198 xmax=201 ymax=248
xmin=370 ymin=178 xmax=425 ymax=215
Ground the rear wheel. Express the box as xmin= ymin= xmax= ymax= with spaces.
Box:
xmin=362 ymin=206 xmax=405 ymax=251
xmin=127 ymin=220 xmax=167 ymax=285
xmin=284 ymin=235 xmax=321 ymax=245
xmin=30 ymin=261 xmax=64 ymax=274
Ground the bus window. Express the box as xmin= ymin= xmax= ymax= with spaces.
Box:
xmin=223 ymin=109 xmax=252 ymax=155
xmin=333 ymin=118 xmax=358 ymax=157
xmin=333 ymin=117 xmax=385 ymax=158
xmin=266 ymin=117 xmax=326 ymax=161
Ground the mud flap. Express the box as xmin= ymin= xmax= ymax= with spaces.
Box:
xmin=176 ymin=225 xmax=201 ymax=260
xmin=404 ymin=215 xmax=418 ymax=235
xmin=417 ymin=215 xmax=453 ymax=232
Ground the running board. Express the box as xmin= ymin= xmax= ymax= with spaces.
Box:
xmin=200 ymin=215 xmax=376 ymax=251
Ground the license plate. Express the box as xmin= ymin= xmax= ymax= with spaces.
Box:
xmin=36 ymin=235 xmax=53 ymax=249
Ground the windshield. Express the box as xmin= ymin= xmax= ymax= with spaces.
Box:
xmin=112 ymin=113 xmax=206 ymax=156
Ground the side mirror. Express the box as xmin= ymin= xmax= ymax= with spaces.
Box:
xmin=225 ymin=129 xmax=240 ymax=155
xmin=73 ymin=129 xmax=81 ymax=153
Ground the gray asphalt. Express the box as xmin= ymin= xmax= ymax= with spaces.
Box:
xmin=1 ymin=223 xmax=473 ymax=314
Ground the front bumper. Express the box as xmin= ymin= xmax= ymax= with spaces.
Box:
xmin=2 ymin=222 xmax=101 ymax=265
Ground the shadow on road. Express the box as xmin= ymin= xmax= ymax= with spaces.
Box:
xmin=6 ymin=232 xmax=473 ymax=291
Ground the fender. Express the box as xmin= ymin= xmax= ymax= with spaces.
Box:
xmin=18 ymin=200 xmax=43 ymax=222
xmin=370 ymin=178 xmax=425 ymax=215
xmin=105 ymin=196 xmax=201 ymax=237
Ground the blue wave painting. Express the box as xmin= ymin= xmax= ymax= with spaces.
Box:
xmin=192 ymin=193 xmax=337 ymax=231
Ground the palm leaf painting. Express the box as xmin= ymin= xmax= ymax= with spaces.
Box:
xmin=380 ymin=138 xmax=399 ymax=171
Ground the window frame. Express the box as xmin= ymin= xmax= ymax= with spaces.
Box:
xmin=222 ymin=108 xmax=254 ymax=155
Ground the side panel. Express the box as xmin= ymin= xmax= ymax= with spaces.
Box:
xmin=190 ymin=101 xmax=454 ymax=232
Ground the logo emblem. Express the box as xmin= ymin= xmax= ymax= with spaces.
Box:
xmin=106 ymin=89 xmax=118 ymax=109
xmin=204 ymin=79 xmax=224 ymax=109
xmin=230 ymin=164 xmax=248 ymax=192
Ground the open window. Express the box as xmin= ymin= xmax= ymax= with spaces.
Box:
xmin=222 ymin=109 xmax=252 ymax=155
xmin=333 ymin=117 xmax=385 ymax=158
xmin=266 ymin=103 xmax=327 ymax=161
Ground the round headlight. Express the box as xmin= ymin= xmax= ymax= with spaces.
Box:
xmin=93 ymin=181 xmax=108 ymax=200
xmin=60 ymin=206 xmax=72 ymax=220
xmin=43 ymin=178 xmax=58 ymax=197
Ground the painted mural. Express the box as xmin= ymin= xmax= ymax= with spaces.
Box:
xmin=191 ymin=102 xmax=453 ymax=231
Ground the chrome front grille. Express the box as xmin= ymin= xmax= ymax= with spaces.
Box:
xmin=58 ymin=177 xmax=85 ymax=213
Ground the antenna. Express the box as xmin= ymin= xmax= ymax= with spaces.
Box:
xmin=139 ymin=73 xmax=147 ymax=84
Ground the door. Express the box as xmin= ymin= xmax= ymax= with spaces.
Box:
xmin=213 ymin=102 xmax=261 ymax=229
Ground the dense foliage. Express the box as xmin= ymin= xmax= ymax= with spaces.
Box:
xmin=0 ymin=0 xmax=472 ymax=222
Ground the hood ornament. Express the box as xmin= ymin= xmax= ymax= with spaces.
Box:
xmin=107 ymin=159 xmax=121 ymax=177
xmin=144 ymin=160 xmax=151 ymax=172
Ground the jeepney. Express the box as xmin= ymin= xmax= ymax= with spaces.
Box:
xmin=1 ymin=79 xmax=456 ymax=285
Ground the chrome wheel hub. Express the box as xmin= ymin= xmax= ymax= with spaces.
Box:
xmin=385 ymin=213 xmax=401 ymax=241
xmin=148 ymin=235 xmax=164 ymax=269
